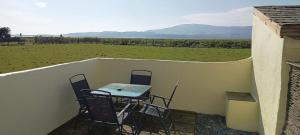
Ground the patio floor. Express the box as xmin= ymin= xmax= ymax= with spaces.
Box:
xmin=49 ymin=109 xmax=258 ymax=135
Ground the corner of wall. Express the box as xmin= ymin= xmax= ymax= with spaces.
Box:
xmin=276 ymin=37 xmax=300 ymax=134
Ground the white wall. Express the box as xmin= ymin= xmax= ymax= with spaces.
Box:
xmin=0 ymin=57 xmax=253 ymax=135
xmin=277 ymin=37 xmax=300 ymax=134
xmin=252 ymin=14 xmax=300 ymax=135
xmin=251 ymin=15 xmax=285 ymax=135
xmin=95 ymin=58 xmax=253 ymax=115
xmin=0 ymin=58 xmax=102 ymax=135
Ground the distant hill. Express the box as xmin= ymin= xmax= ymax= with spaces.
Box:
xmin=64 ymin=24 xmax=252 ymax=39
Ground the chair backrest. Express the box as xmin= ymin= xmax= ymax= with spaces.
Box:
xmin=167 ymin=80 xmax=180 ymax=108
xmin=130 ymin=70 xmax=152 ymax=85
xmin=69 ymin=74 xmax=91 ymax=106
xmin=85 ymin=91 xmax=119 ymax=126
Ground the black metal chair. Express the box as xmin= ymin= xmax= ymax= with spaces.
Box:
xmin=69 ymin=74 xmax=91 ymax=115
xmin=86 ymin=90 xmax=134 ymax=134
xmin=130 ymin=70 xmax=152 ymax=85
xmin=131 ymin=70 xmax=152 ymax=100
xmin=117 ymin=70 xmax=152 ymax=105
xmin=136 ymin=80 xmax=180 ymax=135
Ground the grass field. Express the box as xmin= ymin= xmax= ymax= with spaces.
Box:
xmin=0 ymin=44 xmax=251 ymax=73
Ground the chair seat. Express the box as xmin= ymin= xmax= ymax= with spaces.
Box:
xmin=139 ymin=104 xmax=167 ymax=117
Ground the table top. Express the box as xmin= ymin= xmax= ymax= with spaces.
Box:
xmin=91 ymin=83 xmax=152 ymax=98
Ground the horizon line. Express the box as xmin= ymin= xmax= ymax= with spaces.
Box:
xmin=10 ymin=23 xmax=252 ymax=35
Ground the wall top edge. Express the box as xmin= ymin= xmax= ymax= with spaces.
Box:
xmin=97 ymin=57 xmax=252 ymax=64
xmin=0 ymin=57 xmax=252 ymax=77
xmin=287 ymin=62 xmax=300 ymax=68
xmin=0 ymin=58 xmax=99 ymax=77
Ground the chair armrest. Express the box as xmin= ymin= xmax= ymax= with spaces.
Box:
xmin=78 ymin=89 xmax=93 ymax=97
xmin=80 ymin=89 xmax=91 ymax=91
xmin=81 ymin=89 xmax=107 ymax=93
xmin=90 ymin=89 xmax=100 ymax=91
xmin=150 ymin=94 xmax=170 ymax=107
xmin=151 ymin=95 xmax=170 ymax=101
xmin=79 ymin=89 xmax=92 ymax=94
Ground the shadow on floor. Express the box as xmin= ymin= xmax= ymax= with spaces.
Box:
xmin=49 ymin=110 xmax=258 ymax=135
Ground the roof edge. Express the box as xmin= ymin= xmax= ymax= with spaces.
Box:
xmin=253 ymin=6 xmax=300 ymax=39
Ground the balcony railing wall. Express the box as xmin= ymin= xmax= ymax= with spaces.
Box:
xmin=0 ymin=57 xmax=253 ymax=135
xmin=96 ymin=58 xmax=253 ymax=114
xmin=0 ymin=58 xmax=103 ymax=135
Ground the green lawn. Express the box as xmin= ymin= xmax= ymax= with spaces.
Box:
xmin=0 ymin=44 xmax=251 ymax=73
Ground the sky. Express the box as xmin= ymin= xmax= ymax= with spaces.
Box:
xmin=0 ymin=0 xmax=299 ymax=35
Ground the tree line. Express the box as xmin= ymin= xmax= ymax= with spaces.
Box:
xmin=32 ymin=36 xmax=251 ymax=48
xmin=0 ymin=27 xmax=251 ymax=48
xmin=0 ymin=27 xmax=24 ymax=45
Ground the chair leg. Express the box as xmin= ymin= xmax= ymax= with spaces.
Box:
xmin=117 ymin=126 xmax=123 ymax=135
xmin=163 ymin=126 xmax=170 ymax=135
xmin=132 ymin=114 xmax=142 ymax=135
xmin=87 ymin=122 xmax=95 ymax=135
xmin=121 ymin=125 xmax=123 ymax=133
xmin=133 ymin=122 xmax=141 ymax=135
xmin=116 ymin=97 xmax=119 ymax=104
xmin=160 ymin=119 xmax=171 ymax=135
xmin=73 ymin=107 xmax=83 ymax=129
xmin=169 ymin=115 xmax=175 ymax=134
xmin=130 ymin=125 xmax=138 ymax=135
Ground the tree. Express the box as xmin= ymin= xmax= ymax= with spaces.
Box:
xmin=0 ymin=27 xmax=11 ymax=42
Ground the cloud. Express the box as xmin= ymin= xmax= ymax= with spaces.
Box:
xmin=35 ymin=1 xmax=48 ymax=8
xmin=182 ymin=7 xmax=253 ymax=26
xmin=0 ymin=4 xmax=53 ymax=34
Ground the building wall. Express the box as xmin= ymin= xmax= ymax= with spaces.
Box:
xmin=252 ymin=13 xmax=300 ymax=135
xmin=0 ymin=58 xmax=103 ymax=135
xmin=251 ymin=15 xmax=285 ymax=135
xmin=95 ymin=58 xmax=253 ymax=114
xmin=278 ymin=37 xmax=300 ymax=134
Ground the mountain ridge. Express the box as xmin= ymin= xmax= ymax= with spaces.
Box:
xmin=64 ymin=24 xmax=252 ymax=39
